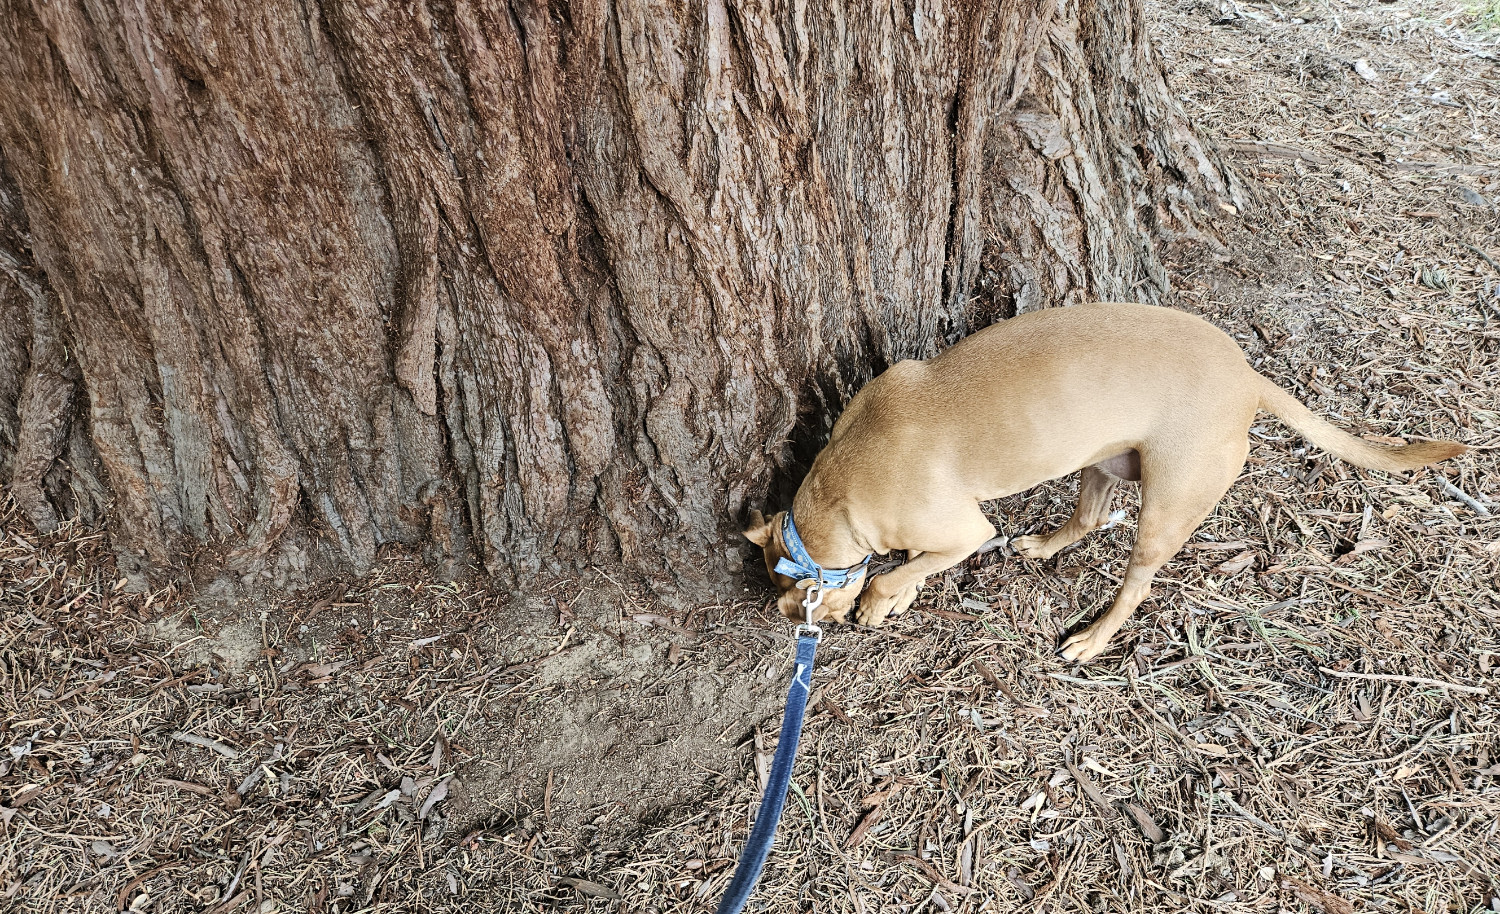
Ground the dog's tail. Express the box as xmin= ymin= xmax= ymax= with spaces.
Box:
xmin=1252 ymin=373 xmax=1466 ymax=472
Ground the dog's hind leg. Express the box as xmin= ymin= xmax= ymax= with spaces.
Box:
xmin=1013 ymin=464 xmax=1124 ymax=561
xmin=1058 ymin=443 xmax=1247 ymax=662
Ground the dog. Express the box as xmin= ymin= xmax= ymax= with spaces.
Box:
xmin=743 ymin=302 xmax=1466 ymax=662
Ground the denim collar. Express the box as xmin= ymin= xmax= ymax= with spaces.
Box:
xmin=773 ymin=511 xmax=872 ymax=588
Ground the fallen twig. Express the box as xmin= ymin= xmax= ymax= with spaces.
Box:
xmin=1438 ymin=478 xmax=1491 ymax=516
xmin=1317 ymin=667 xmax=1488 ymax=696
xmin=1229 ymin=140 xmax=1326 ymax=164
xmin=170 ymin=731 xmax=242 ymax=759
xmin=1464 ymin=242 xmax=1500 ymax=276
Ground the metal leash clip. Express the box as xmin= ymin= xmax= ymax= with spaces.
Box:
xmin=794 ymin=577 xmax=824 ymax=641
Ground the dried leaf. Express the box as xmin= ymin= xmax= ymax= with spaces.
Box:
xmin=1216 ymin=550 xmax=1257 ymax=574
xmin=630 ymin=613 xmax=691 ymax=634
xmin=1124 ymin=804 xmax=1166 ymax=843
xmin=419 ymin=776 xmax=451 ymax=819
xmin=298 ymin=659 xmax=351 ymax=681
xmin=557 ymin=877 xmax=620 ymax=900
xmin=1187 ymin=540 xmax=1251 ymax=552
xmin=1456 ymin=186 xmax=1487 ymax=207
xmin=845 ymin=803 xmax=887 ymax=850
xmin=1371 ymin=816 xmax=1413 ymax=850
xmin=817 ymin=697 xmax=852 ymax=723
xmin=1063 ymin=760 xmax=1114 ymax=812
xmin=8 ymin=783 xmax=49 ymax=808
xmin=373 ymin=789 xmax=402 ymax=811
xmin=894 ymin=855 xmax=975 ymax=895
xmin=848 ymin=783 xmax=901 ymax=848
xmin=1372 ymin=618 xmax=1402 ymax=647
xmin=926 ymin=608 xmax=981 ymax=622
xmin=1285 ymin=877 xmax=1354 ymax=914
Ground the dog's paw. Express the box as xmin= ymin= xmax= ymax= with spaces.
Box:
xmin=856 ymin=582 xmax=919 ymax=627
xmin=1058 ymin=624 xmax=1116 ymax=663
xmin=888 ymin=583 xmax=919 ymax=617
xmin=855 ymin=599 xmax=891 ymax=628
xmin=1012 ymin=534 xmax=1056 ymax=560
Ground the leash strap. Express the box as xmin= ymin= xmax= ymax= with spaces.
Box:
xmin=715 ymin=632 xmax=820 ymax=914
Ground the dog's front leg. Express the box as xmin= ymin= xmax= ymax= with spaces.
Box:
xmin=856 ymin=514 xmax=997 ymax=627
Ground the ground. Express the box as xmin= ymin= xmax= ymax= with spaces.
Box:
xmin=3 ymin=1 xmax=1500 ymax=912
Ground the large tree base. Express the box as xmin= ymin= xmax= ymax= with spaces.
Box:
xmin=0 ymin=0 xmax=1245 ymax=590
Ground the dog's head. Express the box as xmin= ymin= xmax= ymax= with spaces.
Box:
xmin=742 ymin=509 xmax=865 ymax=624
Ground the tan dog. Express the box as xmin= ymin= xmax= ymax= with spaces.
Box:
xmin=744 ymin=302 xmax=1465 ymax=662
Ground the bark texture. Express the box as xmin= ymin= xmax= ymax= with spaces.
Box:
xmin=0 ymin=0 xmax=1245 ymax=586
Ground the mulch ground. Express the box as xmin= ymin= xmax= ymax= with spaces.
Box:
xmin=4 ymin=1 xmax=1499 ymax=912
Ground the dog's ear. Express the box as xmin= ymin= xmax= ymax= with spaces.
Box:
xmin=742 ymin=509 xmax=773 ymax=547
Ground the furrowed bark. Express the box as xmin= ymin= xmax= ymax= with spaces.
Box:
xmin=0 ymin=147 xmax=86 ymax=534
xmin=0 ymin=0 xmax=1242 ymax=588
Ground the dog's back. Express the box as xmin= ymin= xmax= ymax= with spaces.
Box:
xmin=830 ymin=303 xmax=1253 ymax=499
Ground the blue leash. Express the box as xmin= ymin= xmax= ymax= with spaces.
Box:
xmin=717 ymin=572 xmax=832 ymax=914
xmin=716 ymin=629 xmax=819 ymax=914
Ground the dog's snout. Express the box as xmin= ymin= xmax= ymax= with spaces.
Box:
xmin=777 ymin=593 xmax=805 ymax=621
xmin=777 ymin=592 xmax=820 ymax=622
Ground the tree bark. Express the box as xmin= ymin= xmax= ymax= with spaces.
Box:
xmin=0 ymin=0 xmax=1245 ymax=587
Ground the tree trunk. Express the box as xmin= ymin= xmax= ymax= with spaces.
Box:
xmin=0 ymin=0 xmax=1245 ymax=588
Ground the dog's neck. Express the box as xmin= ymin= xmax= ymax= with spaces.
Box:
xmin=789 ymin=470 xmax=873 ymax=568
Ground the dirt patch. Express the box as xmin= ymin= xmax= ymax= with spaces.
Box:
xmin=0 ymin=539 xmax=797 ymax=912
xmin=5 ymin=1 xmax=1500 ymax=912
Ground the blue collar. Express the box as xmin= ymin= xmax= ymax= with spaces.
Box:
xmin=773 ymin=512 xmax=872 ymax=588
